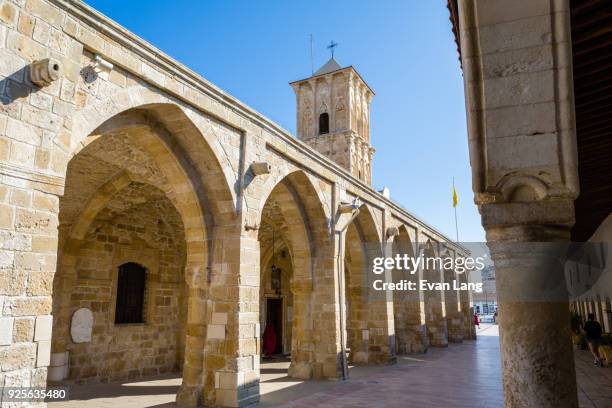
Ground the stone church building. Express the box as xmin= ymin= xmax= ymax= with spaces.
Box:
xmin=0 ymin=0 xmax=476 ymax=407
xmin=448 ymin=0 xmax=612 ymax=407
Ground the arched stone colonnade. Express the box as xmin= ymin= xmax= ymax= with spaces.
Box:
xmin=44 ymin=95 xmax=473 ymax=406
xmin=571 ymin=298 xmax=612 ymax=335
xmin=0 ymin=4 xmax=472 ymax=406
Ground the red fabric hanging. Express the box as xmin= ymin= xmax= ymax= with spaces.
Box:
xmin=263 ymin=322 xmax=277 ymax=356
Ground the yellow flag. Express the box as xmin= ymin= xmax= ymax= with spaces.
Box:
xmin=453 ymin=186 xmax=458 ymax=208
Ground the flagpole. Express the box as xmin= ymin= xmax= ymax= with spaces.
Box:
xmin=453 ymin=177 xmax=459 ymax=242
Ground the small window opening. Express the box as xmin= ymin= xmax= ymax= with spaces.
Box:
xmin=319 ymin=112 xmax=329 ymax=135
xmin=115 ymin=262 xmax=147 ymax=324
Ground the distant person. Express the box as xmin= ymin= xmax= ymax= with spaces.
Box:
xmin=583 ymin=313 xmax=603 ymax=367
xmin=474 ymin=313 xmax=480 ymax=329
xmin=493 ymin=309 xmax=498 ymax=324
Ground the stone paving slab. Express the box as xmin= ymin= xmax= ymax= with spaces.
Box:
xmin=48 ymin=324 xmax=612 ymax=408
xmin=575 ymin=344 xmax=612 ymax=408
xmin=264 ymin=325 xmax=503 ymax=408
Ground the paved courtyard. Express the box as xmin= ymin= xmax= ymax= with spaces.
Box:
xmin=48 ymin=324 xmax=612 ymax=408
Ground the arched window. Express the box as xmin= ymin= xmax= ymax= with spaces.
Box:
xmin=319 ymin=112 xmax=329 ymax=135
xmin=115 ymin=262 xmax=147 ymax=324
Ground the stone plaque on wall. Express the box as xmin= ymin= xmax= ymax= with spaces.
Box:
xmin=70 ymin=308 xmax=93 ymax=343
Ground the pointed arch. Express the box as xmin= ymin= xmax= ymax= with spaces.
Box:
xmin=52 ymin=101 xmax=240 ymax=403
xmin=71 ymin=90 xmax=237 ymax=218
xmin=257 ymin=170 xmax=331 ymax=379
xmin=421 ymin=239 xmax=448 ymax=347
xmin=343 ymin=204 xmax=389 ymax=363
xmin=391 ymin=224 xmax=426 ymax=353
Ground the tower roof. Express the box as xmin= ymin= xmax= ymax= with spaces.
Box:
xmin=289 ymin=58 xmax=375 ymax=95
xmin=313 ymin=58 xmax=342 ymax=76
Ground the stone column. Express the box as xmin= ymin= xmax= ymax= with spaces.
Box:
xmin=444 ymin=250 xmax=464 ymax=343
xmin=177 ymin=223 xmax=259 ymax=408
xmin=336 ymin=204 xmax=396 ymax=367
xmin=287 ymin=277 xmax=314 ymax=379
xmin=586 ymin=300 xmax=592 ymax=315
xmin=176 ymin=286 xmax=209 ymax=407
xmin=308 ymin=232 xmax=342 ymax=379
xmin=418 ymin=234 xmax=448 ymax=347
xmin=212 ymin=227 xmax=260 ymax=408
xmin=595 ymin=297 xmax=605 ymax=324
xmin=581 ymin=300 xmax=588 ymax=320
xmin=484 ymin=203 xmax=578 ymax=408
xmin=603 ymin=299 xmax=612 ymax=333
xmin=365 ymin=224 xmax=396 ymax=364
xmin=459 ymin=272 xmax=476 ymax=340
xmin=457 ymin=0 xmax=580 ymax=405
xmin=392 ymin=229 xmax=427 ymax=354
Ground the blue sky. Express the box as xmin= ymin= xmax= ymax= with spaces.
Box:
xmin=85 ymin=0 xmax=485 ymax=242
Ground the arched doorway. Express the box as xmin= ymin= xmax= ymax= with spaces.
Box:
xmin=257 ymin=171 xmax=330 ymax=379
xmin=50 ymin=104 xmax=233 ymax=406
xmin=259 ymin=202 xmax=295 ymax=365
xmin=343 ymin=205 xmax=394 ymax=364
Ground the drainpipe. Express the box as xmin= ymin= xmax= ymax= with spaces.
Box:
xmin=335 ymin=199 xmax=362 ymax=380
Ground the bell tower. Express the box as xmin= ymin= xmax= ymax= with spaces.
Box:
xmin=290 ymin=58 xmax=375 ymax=184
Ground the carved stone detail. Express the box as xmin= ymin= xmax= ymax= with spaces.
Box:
xmin=30 ymin=58 xmax=62 ymax=87
xmin=70 ymin=308 xmax=93 ymax=344
xmin=251 ymin=162 xmax=271 ymax=175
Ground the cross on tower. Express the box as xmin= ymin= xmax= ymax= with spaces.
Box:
xmin=327 ymin=40 xmax=338 ymax=58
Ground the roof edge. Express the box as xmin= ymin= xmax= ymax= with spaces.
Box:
xmin=289 ymin=65 xmax=375 ymax=95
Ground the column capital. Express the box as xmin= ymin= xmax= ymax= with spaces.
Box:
xmin=479 ymin=198 xmax=575 ymax=240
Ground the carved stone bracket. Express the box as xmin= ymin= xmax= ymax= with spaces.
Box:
xmin=386 ymin=226 xmax=399 ymax=239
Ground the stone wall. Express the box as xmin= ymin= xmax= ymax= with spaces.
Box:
xmin=54 ymin=181 xmax=186 ymax=383
xmin=0 ymin=0 xmax=473 ymax=406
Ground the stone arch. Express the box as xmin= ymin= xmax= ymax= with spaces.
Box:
xmin=257 ymin=170 xmax=331 ymax=379
xmin=344 ymin=204 xmax=392 ymax=364
xmin=258 ymin=170 xmax=331 ymax=224
xmin=392 ymin=225 xmax=416 ymax=280
xmin=441 ymin=248 xmax=463 ymax=343
xmin=319 ymin=102 xmax=328 ymax=114
xmin=392 ymin=225 xmax=426 ymax=353
xmin=421 ymin=240 xmax=448 ymax=347
xmin=71 ymin=88 xmax=237 ymax=215
xmin=457 ymin=257 xmax=475 ymax=340
xmin=51 ymin=177 xmax=189 ymax=383
xmin=63 ymin=109 xmax=215 ymax=280
xmin=51 ymin=102 xmax=237 ymax=404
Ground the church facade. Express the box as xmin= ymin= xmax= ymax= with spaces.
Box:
xmin=0 ymin=1 xmax=474 ymax=406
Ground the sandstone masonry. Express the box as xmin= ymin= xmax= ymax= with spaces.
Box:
xmin=0 ymin=1 xmax=473 ymax=407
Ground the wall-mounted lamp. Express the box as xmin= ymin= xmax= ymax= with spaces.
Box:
xmin=338 ymin=198 xmax=361 ymax=214
xmin=93 ymin=54 xmax=114 ymax=72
